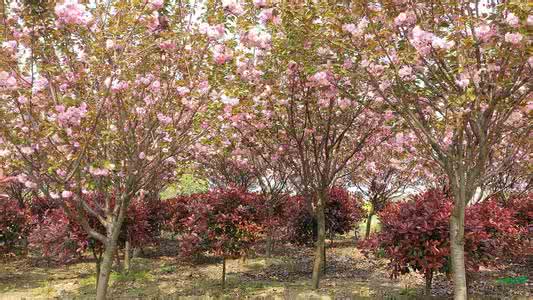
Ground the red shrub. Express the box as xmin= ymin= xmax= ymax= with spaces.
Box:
xmin=28 ymin=207 xmax=90 ymax=263
xmin=121 ymin=196 xmax=165 ymax=248
xmin=282 ymin=187 xmax=365 ymax=245
xmin=362 ymin=189 xmax=524 ymax=290
xmin=28 ymin=193 xmax=164 ymax=263
xmin=0 ymin=197 xmax=29 ymax=254
xmin=502 ymin=193 xmax=532 ymax=229
xmin=166 ymin=188 xmax=263 ymax=259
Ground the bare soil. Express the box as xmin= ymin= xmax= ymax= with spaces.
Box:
xmin=0 ymin=236 xmax=531 ymax=299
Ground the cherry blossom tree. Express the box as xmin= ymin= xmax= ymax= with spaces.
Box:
xmin=338 ymin=1 xmax=531 ymax=298
xmin=0 ymin=1 xmax=217 ymax=298
xmin=215 ymin=2 xmax=388 ymax=289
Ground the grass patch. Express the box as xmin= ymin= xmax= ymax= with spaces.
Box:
xmin=496 ymin=276 xmax=528 ymax=285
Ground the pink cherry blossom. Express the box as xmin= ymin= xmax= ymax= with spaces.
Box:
xmin=308 ymin=71 xmax=330 ymax=87
xmin=241 ymin=28 xmax=271 ymax=49
xmin=61 ymin=190 xmax=73 ymax=198
xmin=504 ymin=32 xmax=523 ymax=44
xmin=212 ymin=44 xmax=233 ymax=64
xmin=147 ymin=0 xmax=164 ymax=10
xmin=342 ymin=23 xmax=357 ymax=35
xmin=54 ymin=0 xmax=93 ymax=26
xmin=221 ymin=94 xmax=239 ymax=106
xmin=1 ymin=40 xmax=17 ymax=54
xmin=157 ymin=113 xmax=172 ymax=125
xmin=474 ymin=24 xmax=494 ymax=42
xmin=505 ymin=12 xmax=520 ymax=27
xmin=394 ymin=11 xmax=416 ymax=27
xmin=431 ymin=37 xmax=455 ymax=50
xmin=410 ymin=26 xmax=434 ymax=56
xmin=398 ymin=65 xmax=414 ymax=80
xmin=455 ymin=73 xmax=470 ymax=89
xmin=222 ymin=0 xmax=244 ymax=16
xmin=253 ymin=0 xmax=267 ymax=7
xmin=200 ymin=23 xmax=226 ymax=40
xmin=259 ymin=8 xmax=274 ymax=24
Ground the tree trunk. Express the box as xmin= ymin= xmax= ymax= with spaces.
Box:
xmin=221 ymin=257 xmax=226 ymax=289
xmin=450 ymin=194 xmax=467 ymax=300
xmin=311 ymin=190 xmax=326 ymax=289
xmin=124 ymin=240 xmax=131 ymax=273
xmin=425 ymin=270 xmax=433 ymax=295
xmin=96 ymin=206 xmax=126 ymax=300
xmin=323 ymin=239 xmax=326 ymax=274
xmin=365 ymin=212 xmax=373 ymax=239
xmin=92 ymin=246 xmax=102 ymax=289
xmin=266 ymin=205 xmax=274 ymax=258
xmin=95 ymin=260 xmax=101 ymax=289
xmin=266 ymin=230 xmax=273 ymax=258
xmin=95 ymin=238 xmax=118 ymax=300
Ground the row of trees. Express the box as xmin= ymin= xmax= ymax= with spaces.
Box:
xmin=0 ymin=186 xmax=366 ymax=287
xmin=0 ymin=0 xmax=530 ymax=299
xmin=3 ymin=183 xmax=530 ymax=295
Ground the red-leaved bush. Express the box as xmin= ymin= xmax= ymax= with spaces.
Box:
xmin=0 ymin=197 xmax=29 ymax=254
xmin=501 ymin=193 xmax=532 ymax=229
xmin=28 ymin=193 xmax=164 ymax=264
xmin=360 ymin=189 xmax=524 ymax=293
xmin=165 ymin=188 xmax=263 ymax=258
xmin=283 ymin=187 xmax=364 ymax=245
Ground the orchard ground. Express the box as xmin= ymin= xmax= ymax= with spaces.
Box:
xmin=1 ymin=221 xmax=530 ymax=300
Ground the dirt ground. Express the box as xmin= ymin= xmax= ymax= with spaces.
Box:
xmin=0 ymin=235 xmax=531 ymax=299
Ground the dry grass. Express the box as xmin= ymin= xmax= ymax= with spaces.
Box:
xmin=0 ymin=235 xmax=530 ymax=299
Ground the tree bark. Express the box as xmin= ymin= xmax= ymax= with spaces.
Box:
xmin=425 ymin=270 xmax=433 ymax=295
xmin=311 ymin=190 xmax=326 ymax=289
xmin=450 ymin=190 xmax=468 ymax=300
xmin=96 ymin=204 xmax=127 ymax=300
xmin=124 ymin=240 xmax=131 ymax=273
xmin=266 ymin=230 xmax=273 ymax=258
xmin=95 ymin=238 xmax=118 ymax=300
xmin=222 ymin=257 xmax=226 ymax=289
xmin=92 ymin=246 xmax=102 ymax=289
xmin=323 ymin=239 xmax=326 ymax=274
xmin=266 ymin=205 xmax=274 ymax=258
xmin=95 ymin=260 xmax=101 ymax=289
xmin=365 ymin=212 xmax=373 ymax=239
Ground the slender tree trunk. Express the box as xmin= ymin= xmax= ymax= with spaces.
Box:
xmin=124 ymin=240 xmax=131 ymax=273
xmin=266 ymin=205 xmax=274 ymax=258
xmin=425 ymin=270 xmax=433 ymax=295
xmin=96 ymin=238 xmax=118 ymax=300
xmin=365 ymin=212 xmax=373 ymax=239
xmin=311 ymin=190 xmax=326 ymax=289
xmin=323 ymin=239 xmax=326 ymax=274
xmin=92 ymin=247 xmax=102 ymax=289
xmin=95 ymin=260 xmax=101 ymax=289
xmin=266 ymin=230 xmax=273 ymax=258
xmin=221 ymin=257 xmax=226 ymax=289
xmin=450 ymin=187 xmax=468 ymax=300
xmin=96 ymin=206 xmax=126 ymax=300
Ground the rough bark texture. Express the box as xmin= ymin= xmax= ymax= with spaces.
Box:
xmin=311 ymin=191 xmax=326 ymax=289
xmin=425 ymin=271 xmax=433 ymax=295
xmin=222 ymin=257 xmax=226 ymax=289
xmin=95 ymin=259 xmax=101 ymax=289
xmin=450 ymin=181 xmax=469 ymax=300
xmin=124 ymin=240 xmax=131 ymax=272
xmin=266 ymin=231 xmax=273 ymax=258
xmin=95 ymin=201 xmax=127 ymax=300
xmin=450 ymin=206 xmax=467 ymax=300
xmin=95 ymin=238 xmax=118 ymax=300
xmin=365 ymin=212 xmax=373 ymax=239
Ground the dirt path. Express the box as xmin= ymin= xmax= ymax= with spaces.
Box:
xmin=0 ymin=237 xmax=530 ymax=299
